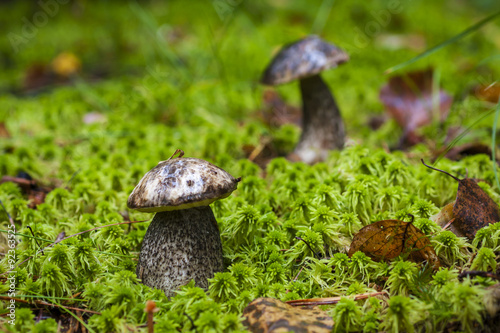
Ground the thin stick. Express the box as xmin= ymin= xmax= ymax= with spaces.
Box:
xmin=285 ymin=264 xmax=307 ymax=294
xmin=442 ymin=218 xmax=456 ymax=231
xmin=286 ymin=290 xmax=389 ymax=306
xmin=1 ymin=219 xmax=149 ymax=276
xmin=0 ymin=295 xmax=101 ymax=315
xmin=0 ymin=176 xmax=35 ymax=187
xmin=421 ymin=159 xmax=460 ymax=181
xmin=248 ymin=137 xmax=271 ymax=162
xmin=293 ymin=265 xmax=305 ymax=282
xmin=458 ymin=270 xmax=500 ymax=281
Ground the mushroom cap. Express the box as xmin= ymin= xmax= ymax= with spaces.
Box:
xmin=127 ymin=158 xmax=239 ymax=212
xmin=261 ymin=35 xmax=349 ymax=86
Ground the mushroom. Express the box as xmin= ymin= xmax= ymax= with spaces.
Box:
xmin=127 ymin=150 xmax=240 ymax=296
xmin=261 ymin=35 xmax=349 ymax=164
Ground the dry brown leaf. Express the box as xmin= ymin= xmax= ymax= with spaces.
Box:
xmin=423 ymin=160 xmax=500 ymax=240
xmin=260 ymin=89 xmax=301 ymax=128
xmin=243 ymin=297 xmax=333 ymax=333
xmin=0 ymin=122 xmax=10 ymax=138
xmin=379 ymin=69 xmax=453 ymax=148
xmin=454 ymin=178 xmax=499 ymax=240
xmin=442 ymin=142 xmax=494 ymax=162
xmin=0 ymin=174 xmax=53 ymax=208
xmin=431 ymin=201 xmax=455 ymax=227
xmin=348 ymin=219 xmax=440 ymax=268
xmin=474 ymin=83 xmax=500 ymax=104
xmin=51 ymin=52 xmax=81 ymax=77
xmin=431 ymin=201 xmax=466 ymax=237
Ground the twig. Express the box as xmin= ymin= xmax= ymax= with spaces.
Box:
xmin=0 ymin=295 xmax=100 ymax=315
xmin=1 ymin=219 xmax=149 ymax=276
xmin=0 ymin=176 xmax=35 ymax=187
xmin=442 ymin=218 xmax=456 ymax=230
xmin=248 ymin=137 xmax=271 ymax=162
xmin=293 ymin=265 xmax=305 ymax=282
xmin=285 ymin=290 xmax=389 ymax=307
xmin=458 ymin=270 xmax=500 ymax=281
xmin=285 ymin=265 xmax=307 ymax=294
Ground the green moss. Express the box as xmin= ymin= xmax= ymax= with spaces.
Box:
xmin=1 ymin=1 xmax=499 ymax=331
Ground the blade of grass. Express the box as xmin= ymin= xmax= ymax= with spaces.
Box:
xmin=385 ymin=10 xmax=500 ymax=74
xmin=492 ymin=100 xmax=500 ymax=189
xmin=128 ymin=1 xmax=190 ymax=82
xmin=434 ymin=107 xmax=497 ymax=164
xmin=311 ymin=0 xmax=335 ymax=34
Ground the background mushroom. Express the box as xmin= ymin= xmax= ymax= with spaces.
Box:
xmin=127 ymin=151 xmax=240 ymax=296
xmin=261 ymin=35 xmax=349 ymax=164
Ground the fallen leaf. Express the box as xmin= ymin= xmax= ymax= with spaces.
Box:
xmin=454 ymin=178 xmax=499 ymax=240
xmin=379 ymin=69 xmax=453 ymax=148
xmin=260 ymin=89 xmax=301 ymax=128
xmin=431 ymin=201 xmax=455 ymax=227
xmin=423 ymin=160 xmax=500 ymax=240
xmin=23 ymin=63 xmax=53 ymax=92
xmin=243 ymin=297 xmax=333 ymax=333
xmin=23 ymin=52 xmax=82 ymax=92
xmin=431 ymin=201 xmax=465 ymax=237
xmin=51 ymin=52 xmax=81 ymax=77
xmin=367 ymin=114 xmax=388 ymax=130
xmin=0 ymin=173 xmax=53 ymax=208
xmin=348 ymin=219 xmax=440 ymax=268
xmin=442 ymin=142 xmax=494 ymax=162
xmin=474 ymin=83 xmax=500 ymax=104
xmin=0 ymin=122 xmax=10 ymax=138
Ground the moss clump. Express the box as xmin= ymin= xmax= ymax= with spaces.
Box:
xmin=1 ymin=1 xmax=499 ymax=332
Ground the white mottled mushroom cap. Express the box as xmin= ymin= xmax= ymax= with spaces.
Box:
xmin=261 ymin=35 xmax=349 ymax=86
xmin=127 ymin=158 xmax=239 ymax=212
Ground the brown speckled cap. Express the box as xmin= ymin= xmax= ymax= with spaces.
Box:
xmin=127 ymin=157 xmax=239 ymax=212
xmin=261 ymin=35 xmax=349 ymax=86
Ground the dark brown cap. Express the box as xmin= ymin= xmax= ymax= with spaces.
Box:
xmin=261 ymin=35 xmax=349 ymax=86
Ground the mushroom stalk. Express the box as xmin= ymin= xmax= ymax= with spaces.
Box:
xmin=294 ymin=74 xmax=345 ymax=163
xmin=136 ymin=206 xmax=223 ymax=296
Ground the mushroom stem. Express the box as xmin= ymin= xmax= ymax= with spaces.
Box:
xmin=294 ymin=74 xmax=345 ymax=164
xmin=136 ymin=206 xmax=223 ymax=296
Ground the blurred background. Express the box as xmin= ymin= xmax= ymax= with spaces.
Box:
xmin=1 ymin=0 xmax=500 ymax=169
